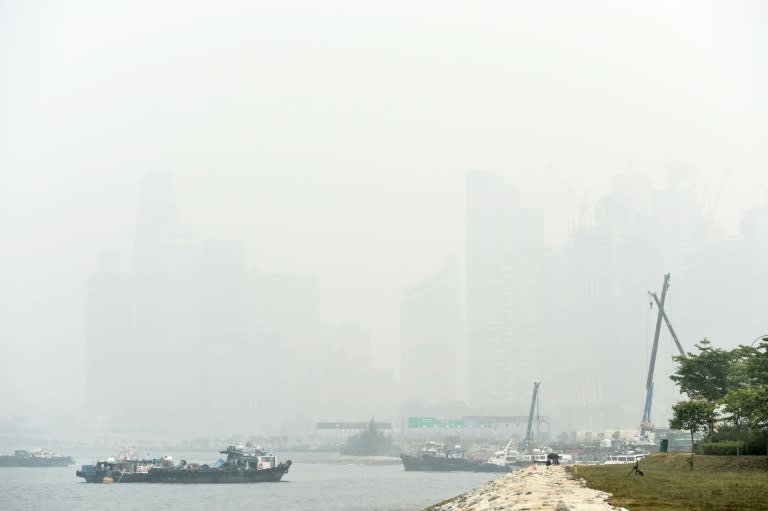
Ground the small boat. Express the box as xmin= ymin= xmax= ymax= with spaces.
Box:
xmin=604 ymin=452 xmax=647 ymax=464
xmin=486 ymin=435 xmax=521 ymax=468
xmin=519 ymin=450 xmax=554 ymax=464
xmin=486 ymin=448 xmax=520 ymax=467
xmin=0 ymin=449 xmax=74 ymax=467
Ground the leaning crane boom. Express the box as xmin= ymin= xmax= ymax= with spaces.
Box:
xmin=520 ymin=381 xmax=541 ymax=452
xmin=649 ymin=291 xmax=686 ymax=359
xmin=641 ymin=273 xmax=669 ymax=437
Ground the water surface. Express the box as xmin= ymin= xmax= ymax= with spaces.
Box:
xmin=0 ymin=450 xmax=499 ymax=511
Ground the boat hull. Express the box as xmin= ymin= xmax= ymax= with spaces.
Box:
xmin=146 ymin=462 xmax=292 ymax=483
xmin=75 ymin=470 xmax=150 ymax=483
xmin=77 ymin=461 xmax=292 ymax=483
xmin=0 ymin=456 xmax=73 ymax=467
xmin=400 ymin=454 xmax=509 ymax=473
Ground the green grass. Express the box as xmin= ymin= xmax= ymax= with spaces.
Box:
xmin=567 ymin=453 xmax=768 ymax=511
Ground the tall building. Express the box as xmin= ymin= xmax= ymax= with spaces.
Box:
xmin=131 ymin=172 xmax=203 ymax=424
xmin=465 ymin=171 xmax=545 ymax=412
xmin=200 ymin=239 xmax=249 ymax=425
xmin=400 ymin=258 xmax=461 ymax=404
xmin=86 ymin=252 xmax=134 ymax=417
xmin=135 ymin=172 xmax=178 ymax=275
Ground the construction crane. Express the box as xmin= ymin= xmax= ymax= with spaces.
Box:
xmin=641 ymin=273 xmax=687 ymax=439
xmin=648 ymin=292 xmax=686 ymax=359
xmin=520 ymin=381 xmax=541 ymax=452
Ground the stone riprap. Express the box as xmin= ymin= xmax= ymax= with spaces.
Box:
xmin=423 ymin=465 xmax=628 ymax=511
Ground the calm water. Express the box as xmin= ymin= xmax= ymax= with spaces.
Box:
xmin=0 ymin=450 xmax=499 ymax=511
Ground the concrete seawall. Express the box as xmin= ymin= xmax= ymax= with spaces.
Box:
xmin=422 ymin=465 xmax=627 ymax=511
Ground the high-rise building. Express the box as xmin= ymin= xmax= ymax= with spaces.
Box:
xmin=400 ymin=258 xmax=461 ymax=404
xmin=131 ymin=172 xmax=202 ymax=423
xmin=135 ymin=172 xmax=178 ymax=275
xmin=86 ymin=252 xmax=134 ymax=417
xmin=465 ymin=171 xmax=546 ymax=412
xmin=200 ymin=239 xmax=249 ymax=425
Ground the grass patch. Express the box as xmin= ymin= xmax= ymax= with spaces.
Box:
xmin=567 ymin=453 xmax=768 ymax=511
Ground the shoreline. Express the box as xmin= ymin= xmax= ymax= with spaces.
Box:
xmin=422 ymin=465 xmax=626 ymax=511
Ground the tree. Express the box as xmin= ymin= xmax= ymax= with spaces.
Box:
xmin=744 ymin=340 xmax=768 ymax=387
xmin=669 ymin=400 xmax=717 ymax=470
xmin=721 ymin=388 xmax=751 ymax=455
xmin=726 ymin=387 xmax=768 ymax=456
xmin=670 ymin=340 xmax=738 ymax=401
xmin=340 ymin=418 xmax=399 ymax=456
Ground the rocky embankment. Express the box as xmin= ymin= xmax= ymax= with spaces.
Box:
xmin=423 ymin=465 xmax=627 ymax=511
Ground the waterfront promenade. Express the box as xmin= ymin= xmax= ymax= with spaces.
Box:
xmin=423 ymin=465 xmax=626 ymax=511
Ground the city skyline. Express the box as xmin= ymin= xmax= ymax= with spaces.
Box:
xmin=74 ymin=168 xmax=768 ymax=436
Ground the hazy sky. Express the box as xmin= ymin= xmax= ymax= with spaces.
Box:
xmin=2 ymin=0 xmax=767 ymax=420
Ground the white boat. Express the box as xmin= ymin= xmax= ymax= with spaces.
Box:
xmin=489 ymin=446 xmax=573 ymax=467
xmin=520 ymin=451 xmax=550 ymax=464
xmin=604 ymin=452 xmax=647 ymax=464
xmin=487 ymin=448 xmax=520 ymax=467
xmin=519 ymin=449 xmax=573 ymax=465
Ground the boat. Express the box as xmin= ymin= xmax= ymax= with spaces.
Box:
xmin=486 ymin=434 xmax=522 ymax=468
xmin=0 ymin=449 xmax=74 ymax=467
xmin=147 ymin=445 xmax=292 ymax=483
xmin=76 ymin=456 xmax=158 ymax=483
xmin=487 ymin=381 xmax=571 ymax=469
xmin=604 ymin=452 xmax=647 ymax=464
xmin=518 ymin=449 xmax=573 ymax=466
xmin=76 ymin=445 xmax=292 ymax=484
xmin=486 ymin=447 xmax=520 ymax=468
xmin=400 ymin=441 xmax=509 ymax=473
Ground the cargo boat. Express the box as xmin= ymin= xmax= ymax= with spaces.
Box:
xmin=0 ymin=449 xmax=74 ymax=467
xmin=76 ymin=445 xmax=292 ymax=483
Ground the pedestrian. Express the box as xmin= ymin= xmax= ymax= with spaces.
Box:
xmin=545 ymin=458 xmax=551 ymax=470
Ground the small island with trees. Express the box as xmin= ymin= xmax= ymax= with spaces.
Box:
xmin=339 ymin=418 xmax=400 ymax=457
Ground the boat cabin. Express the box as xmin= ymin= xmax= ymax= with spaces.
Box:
xmin=220 ymin=445 xmax=276 ymax=470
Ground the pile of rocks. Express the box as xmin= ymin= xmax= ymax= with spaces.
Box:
xmin=423 ymin=465 xmax=628 ymax=511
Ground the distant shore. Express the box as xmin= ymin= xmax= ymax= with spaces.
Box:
xmin=326 ymin=454 xmax=402 ymax=465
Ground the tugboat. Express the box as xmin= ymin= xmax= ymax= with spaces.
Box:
xmin=0 ymin=449 xmax=74 ymax=467
xmin=76 ymin=445 xmax=292 ymax=483
xmin=400 ymin=441 xmax=509 ymax=473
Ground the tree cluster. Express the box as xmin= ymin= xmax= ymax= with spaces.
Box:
xmin=669 ymin=339 xmax=768 ymax=466
xmin=339 ymin=418 xmax=399 ymax=456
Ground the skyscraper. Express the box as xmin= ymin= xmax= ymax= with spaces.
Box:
xmin=200 ymin=239 xmax=249 ymax=424
xmin=132 ymin=172 xmax=202 ymax=423
xmin=400 ymin=258 xmax=461 ymax=404
xmin=465 ymin=171 xmax=545 ymax=412
xmin=86 ymin=252 xmax=134 ymax=417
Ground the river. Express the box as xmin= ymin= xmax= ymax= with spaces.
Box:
xmin=0 ymin=450 xmax=499 ymax=511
